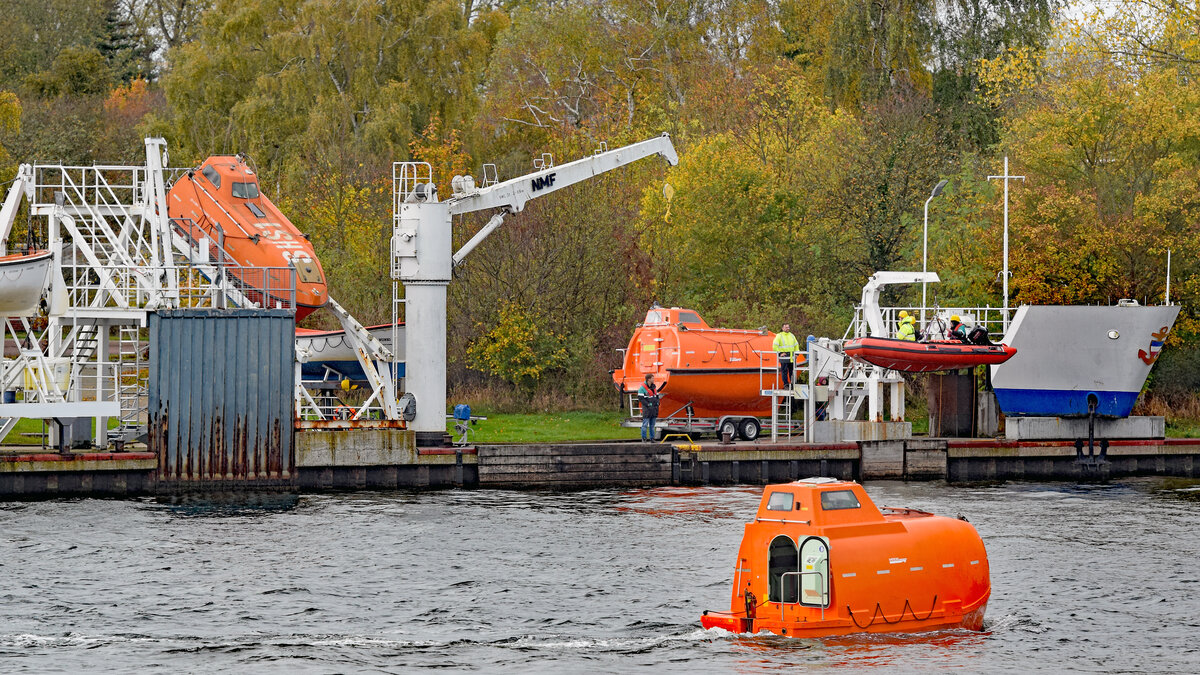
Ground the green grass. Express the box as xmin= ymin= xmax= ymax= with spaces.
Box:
xmin=1166 ymin=419 xmax=1200 ymax=438
xmin=2 ymin=418 xmax=50 ymax=446
xmin=2 ymin=417 xmax=119 ymax=446
xmin=447 ymin=410 xmax=640 ymax=444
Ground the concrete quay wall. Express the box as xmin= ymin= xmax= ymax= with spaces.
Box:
xmin=3 ymin=432 xmax=1200 ymax=498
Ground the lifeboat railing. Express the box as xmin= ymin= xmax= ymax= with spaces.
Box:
xmin=845 ymin=304 xmax=1011 ymax=342
xmin=169 ymin=218 xmax=298 ymax=311
xmin=779 ymin=571 xmax=828 ymax=622
xmin=754 ymin=348 xmax=804 ymax=441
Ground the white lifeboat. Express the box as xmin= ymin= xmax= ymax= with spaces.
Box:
xmin=0 ymin=249 xmax=52 ymax=316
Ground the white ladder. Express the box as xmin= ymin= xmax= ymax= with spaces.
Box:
xmin=115 ymin=324 xmax=146 ymax=442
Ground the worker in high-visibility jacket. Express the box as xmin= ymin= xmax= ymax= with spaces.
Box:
xmin=773 ymin=324 xmax=800 ymax=389
xmin=897 ymin=315 xmax=917 ymax=341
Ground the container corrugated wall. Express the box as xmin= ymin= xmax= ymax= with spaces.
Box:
xmin=150 ymin=309 xmax=295 ymax=484
xmin=927 ymin=370 xmax=977 ymax=437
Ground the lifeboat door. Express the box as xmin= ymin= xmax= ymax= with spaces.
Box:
xmin=798 ymin=536 xmax=830 ymax=608
xmin=637 ymin=330 xmax=661 ymax=374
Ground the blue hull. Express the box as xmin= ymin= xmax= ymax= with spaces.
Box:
xmin=993 ymin=388 xmax=1139 ymax=418
xmin=301 ymin=361 xmax=406 ymax=381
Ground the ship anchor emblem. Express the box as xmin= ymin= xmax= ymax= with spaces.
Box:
xmin=1138 ymin=326 xmax=1169 ymax=365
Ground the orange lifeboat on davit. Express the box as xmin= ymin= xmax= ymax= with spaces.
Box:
xmin=612 ymin=307 xmax=803 ymax=419
xmin=167 ymin=156 xmax=328 ymax=320
xmin=701 ymin=478 xmax=989 ymax=638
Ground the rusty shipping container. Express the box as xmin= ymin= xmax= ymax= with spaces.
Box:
xmin=149 ymin=309 xmax=296 ymax=485
xmin=927 ymin=370 xmax=977 ymax=438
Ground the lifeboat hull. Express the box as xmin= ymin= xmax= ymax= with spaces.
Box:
xmin=613 ymin=307 xmax=805 ymax=419
xmin=296 ymin=323 xmax=406 ymax=380
xmin=656 ymin=368 xmax=775 ymax=418
xmin=844 ymin=337 xmax=1015 ymax=372
xmin=0 ymin=250 xmax=52 ymax=316
xmin=168 ymin=156 xmax=328 ymax=320
xmin=702 ymin=479 xmax=990 ymax=639
xmin=701 ymin=599 xmax=988 ymax=637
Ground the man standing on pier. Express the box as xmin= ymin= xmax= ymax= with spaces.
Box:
xmin=638 ymin=374 xmax=661 ymax=442
xmin=773 ymin=324 xmax=800 ymax=389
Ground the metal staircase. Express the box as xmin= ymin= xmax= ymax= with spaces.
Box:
xmin=114 ymin=325 xmax=145 ymax=442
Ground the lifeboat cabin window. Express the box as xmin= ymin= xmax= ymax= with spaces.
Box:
xmin=232 ymin=181 xmax=260 ymax=199
xmin=677 ymin=311 xmax=702 ymax=325
xmin=201 ymin=165 xmax=221 ymax=189
xmin=798 ymin=536 xmax=830 ymax=608
xmin=246 ymin=202 xmax=266 ymax=218
xmin=819 ymin=489 xmax=861 ymax=510
xmin=768 ymin=536 xmax=799 ymax=603
xmin=645 ymin=310 xmax=664 ymax=324
xmin=766 ymin=491 xmax=793 ymax=511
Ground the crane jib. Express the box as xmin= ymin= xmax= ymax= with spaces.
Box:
xmin=531 ymin=173 xmax=557 ymax=191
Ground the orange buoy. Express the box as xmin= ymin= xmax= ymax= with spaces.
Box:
xmin=168 ymin=155 xmax=328 ymax=319
xmin=701 ymin=478 xmax=990 ymax=637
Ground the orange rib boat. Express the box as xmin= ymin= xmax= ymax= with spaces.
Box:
xmin=701 ymin=478 xmax=990 ymax=637
xmin=612 ymin=307 xmax=803 ymax=419
xmin=843 ymin=337 xmax=1016 ymax=373
xmin=167 ymin=155 xmax=328 ymax=319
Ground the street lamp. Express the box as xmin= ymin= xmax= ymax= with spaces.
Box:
xmin=922 ymin=179 xmax=949 ymax=330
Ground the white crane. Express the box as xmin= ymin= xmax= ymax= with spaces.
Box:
xmin=392 ymin=134 xmax=679 ymax=443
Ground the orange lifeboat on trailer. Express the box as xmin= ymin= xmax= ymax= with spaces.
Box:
xmin=167 ymin=155 xmax=328 ymax=319
xmin=612 ymin=307 xmax=804 ymax=420
xmin=701 ymin=478 xmax=990 ymax=637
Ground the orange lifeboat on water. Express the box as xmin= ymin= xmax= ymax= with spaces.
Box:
xmin=612 ymin=307 xmax=803 ymax=420
xmin=167 ymin=156 xmax=328 ymax=320
xmin=701 ymin=478 xmax=990 ymax=637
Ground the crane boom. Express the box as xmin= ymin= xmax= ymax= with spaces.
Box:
xmin=393 ymin=133 xmax=679 ymax=444
xmin=448 ymin=133 xmax=678 ymax=217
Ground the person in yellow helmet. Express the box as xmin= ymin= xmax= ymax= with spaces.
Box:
xmin=949 ymin=314 xmax=969 ymax=343
xmin=897 ymin=315 xmax=917 ymax=341
xmin=773 ymin=323 xmax=800 ymax=388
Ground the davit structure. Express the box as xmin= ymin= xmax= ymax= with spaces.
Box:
xmin=392 ymin=135 xmax=679 ymax=444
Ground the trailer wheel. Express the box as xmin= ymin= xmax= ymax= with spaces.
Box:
xmin=739 ymin=418 xmax=761 ymax=441
xmin=719 ymin=419 xmax=738 ymax=441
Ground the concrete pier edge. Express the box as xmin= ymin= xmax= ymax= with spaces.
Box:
xmin=2 ymin=431 xmax=1199 ymax=497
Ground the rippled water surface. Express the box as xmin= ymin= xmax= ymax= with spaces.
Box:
xmin=3 ymin=478 xmax=1199 ymax=673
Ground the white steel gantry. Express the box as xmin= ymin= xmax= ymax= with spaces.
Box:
xmin=392 ymin=134 xmax=679 ymax=443
xmin=0 ymin=138 xmax=400 ymax=447
xmin=0 ymin=139 xmax=191 ymax=446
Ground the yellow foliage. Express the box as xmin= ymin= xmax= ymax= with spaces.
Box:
xmin=410 ymin=116 xmax=474 ymax=197
xmin=467 ymin=301 xmax=569 ymax=392
xmin=0 ymin=90 xmax=20 ymax=180
xmin=978 ymin=46 xmax=1042 ymax=108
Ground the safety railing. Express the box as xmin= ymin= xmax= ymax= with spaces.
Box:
xmin=1 ymin=320 xmax=124 ymax=407
xmin=295 ymin=366 xmax=398 ymax=422
xmin=779 ymin=570 xmax=829 ymax=623
xmin=845 ymin=304 xmax=1011 ymax=341
xmin=170 ymin=217 xmax=298 ymax=311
